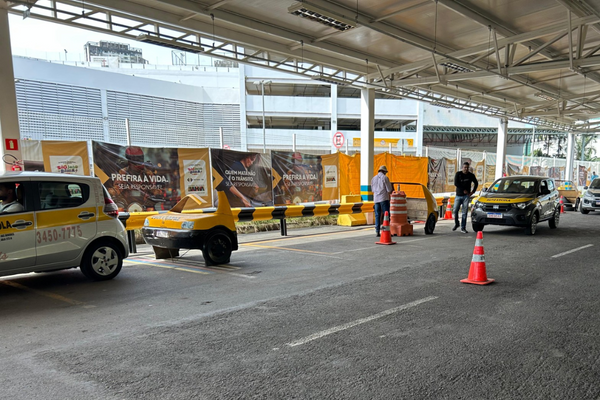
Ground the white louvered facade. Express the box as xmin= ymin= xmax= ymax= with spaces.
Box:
xmin=13 ymin=57 xmax=242 ymax=149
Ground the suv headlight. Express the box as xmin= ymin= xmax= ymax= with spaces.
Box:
xmin=584 ymin=191 xmax=594 ymax=198
xmin=512 ymin=201 xmax=532 ymax=209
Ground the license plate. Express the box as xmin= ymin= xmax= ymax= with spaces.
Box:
xmin=487 ymin=212 xmax=503 ymax=219
xmin=155 ymin=230 xmax=169 ymax=238
xmin=596 ymin=202 xmax=600 ymax=206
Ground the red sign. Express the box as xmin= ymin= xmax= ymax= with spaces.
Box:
xmin=5 ymin=138 xmax=18 ymax=151
xmin=333 ymin=132 xmax=345 ymax=149
xmin=223 ymin=144 xmax=230 ymax=149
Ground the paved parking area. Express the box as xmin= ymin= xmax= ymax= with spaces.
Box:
xmin=1 ymin=214 xmax=599 ymax=399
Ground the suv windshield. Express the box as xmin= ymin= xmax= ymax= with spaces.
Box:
xmin=489 ymin=178 xmax=539 ymax=194
xmin=589 ymin=178 xmax=600 ymax=189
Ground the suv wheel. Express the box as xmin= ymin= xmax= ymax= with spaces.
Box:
xmin=472 ymin=222 xmax=484 ymax=232
xmin=80 ymin=241 xmax=123 ymax=281
xmin=525 ymin=213 xmax=538 ymax=235
xmin=580 ymin=202 xmax=590 ymax=214
xmin=549 ymin=207 xmax=559 ymax=229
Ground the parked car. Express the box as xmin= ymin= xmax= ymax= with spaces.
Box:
xmin=471 ymin=176 xmax=560 ymax=235
xmin=579 ymin=178 xmax=600 ymax=214
xmin=142 ymin=191 xmax=238 ymax=265
xmin=0 ymin=172 xmax=128 ymax=280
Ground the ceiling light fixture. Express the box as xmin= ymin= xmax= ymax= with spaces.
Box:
xmin=534 ymin=92 xmax=559 ymax=101
xmin=311 ymin=74 xmax=348 ymax=86
xmin=288 ymin=3 xmax=355 ymax=32
xmin=136 ymin=35 xmax=203 ymax=53
xmin=440 ymin=62 xmax=472 ymax=73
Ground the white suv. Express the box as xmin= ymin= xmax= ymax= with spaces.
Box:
xmin=0 ymin=172 xmax=129 ymax=280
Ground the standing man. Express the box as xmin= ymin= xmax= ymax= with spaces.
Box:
xmin=453 ymin=161 xmax=478 ymax=233
xmin=371 ymin=165 xmax=393 ymax=237
xmin=590 ymin=171 xmax=598 ymax=182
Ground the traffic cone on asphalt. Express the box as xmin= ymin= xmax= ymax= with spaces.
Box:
xmin=461 ymin=231 xmax=494 ymax=285
xmin=560 ymin=197 xmax=565 ymax=213
xmin=444 ymin=198 xmax=453 ymax=219
xmin=376 ymin=211 xmax=396 ymax=245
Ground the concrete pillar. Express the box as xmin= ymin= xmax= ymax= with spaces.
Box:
xmin=565 ymin=132 xmax=575 ymax=182
xmin=0 ymin=6 xmax=21 ymax=173
xmin=360 ymin=88 xmax=375 ymax=201
xmin=415 ymin=101 xmax=424 ymax=156
xmin=495 ymin=118 xmax=508 ymax=179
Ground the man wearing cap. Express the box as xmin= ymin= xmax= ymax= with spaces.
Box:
xmin=371 ymin=165 xmax=393 ymax=237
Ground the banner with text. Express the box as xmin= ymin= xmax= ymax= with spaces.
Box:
xmin=92 ymin=141 xmax=180 ymax=212
xmin=211 ymin=149 xmax=273 ymax=207
xmin=272 ymin=151 xmax=323 ymax=205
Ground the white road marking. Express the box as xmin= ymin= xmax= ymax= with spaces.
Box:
xmin=286 ymin=296 xmax=438 ymax=347
xmin=551 ymin=244 xmax=594 ymax=258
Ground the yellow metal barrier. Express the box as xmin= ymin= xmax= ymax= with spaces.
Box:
xmin=119 ymin=201 xmax=375 ymax=231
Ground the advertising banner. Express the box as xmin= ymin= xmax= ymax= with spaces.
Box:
xmin=578 ymin=165 xmax=587 ymax=187
xmin=272 ymin=151 xmax=323 ymax=205
xmin=178 ymin=147 xmax=212 ymax=207
xmin=42 ymin=141 xmax=89 ymax=176
xmin=92 ymin=141 xmax=181 ymax=212
xmin=320 ymin=153 xmax=339 ymax=201
xmin=211 ymin=149 xmax=273 ymax=207
xmin=427 ymin=157 xmax=447 ymax=193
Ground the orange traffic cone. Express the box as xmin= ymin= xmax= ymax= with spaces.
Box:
xmin=376 ymin=211 xmax=396 ymax=245
xmin=444 ymin=198 xmax=453 ymax=219
xmin=560 ymin=197 xmax=565 ymax=213
xmin=461 ymin=231 xmax=494 ymax=285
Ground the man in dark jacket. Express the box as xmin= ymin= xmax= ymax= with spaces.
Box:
xmin=453 ymin=162 xmax=478 ymax=233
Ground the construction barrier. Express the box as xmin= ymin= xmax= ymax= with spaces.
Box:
xmin=119 ymin=201 xmax=375 ymax=231
xmin=390 ymin=191 xmax=413 ymax=236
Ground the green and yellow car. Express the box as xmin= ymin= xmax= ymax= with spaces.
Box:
xmin=142 ymin=191 xmax=238 ymax=265
xmin=471 ymin=176 xmax=560 ymax=235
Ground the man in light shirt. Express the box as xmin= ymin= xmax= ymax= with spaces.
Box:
xmin=371 ymin=165 xmax=393 ymax=237
xmin=0 ymin=182 xmax=24 ymax=214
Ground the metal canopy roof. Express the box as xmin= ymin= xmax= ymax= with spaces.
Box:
xmin=8 ymin=0 xmax=600 ymax=133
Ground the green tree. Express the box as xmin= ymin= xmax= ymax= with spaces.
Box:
xmin=575 ymin=135 xmax=597 ymax=161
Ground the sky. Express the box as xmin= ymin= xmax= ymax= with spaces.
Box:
xmin=8 ymin=13 xmax=176 ymax=64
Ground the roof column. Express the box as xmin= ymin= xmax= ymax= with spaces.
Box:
xmin=565 ymin=132 xmax=575 ymax=182
xmin=330 ymin=83 xmax=338 ymax=152
xmin=0 ymin=5 xmax=21 ymax=172
xmin=415 ymin=102 xmax=424 ymax=156
xmin=495 ymin=117 xmax=508 ymax=179
xmin=360 ymin=87 xmax=375 ymax=200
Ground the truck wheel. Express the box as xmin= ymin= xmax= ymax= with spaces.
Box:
xmin=202 ymin=230 xmax=232 ymax=265
xmin=549 ymin=207 xmax=560 ymax=229
xmin=424 ymin=214 xmax=436 ymax=234
xmin=80 ymin=241 xmax=123 ymax=281
xmin=525 ymin=213 xmax=538 ymax=235
xmin=472 ymin=223 xmax=484 ymax=232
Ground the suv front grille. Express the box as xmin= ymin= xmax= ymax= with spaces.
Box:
xmin=480 ymin=204 xmax=512 ymax=212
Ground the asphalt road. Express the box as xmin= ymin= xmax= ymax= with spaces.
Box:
xmin=1 ymin=212 xmax=599 ymax=399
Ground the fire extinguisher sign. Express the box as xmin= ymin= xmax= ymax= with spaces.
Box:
xmin=5 ymin=139 xmax=19 ymax=151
